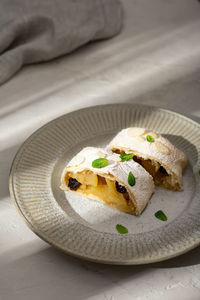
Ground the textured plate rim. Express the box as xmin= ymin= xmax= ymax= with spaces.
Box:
xmin=9 ymin=103 xmax=200 ymax=265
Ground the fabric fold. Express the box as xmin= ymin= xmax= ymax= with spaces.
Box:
xmin=0 ymin=0 xmax=123 ymax=85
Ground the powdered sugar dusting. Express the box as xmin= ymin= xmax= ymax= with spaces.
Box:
xmin=62 ymin=163 xmax=194 ymax=234
xmin=108 ymin=127 xmax=187 ymax=188
xmin=60 ymin=146 xmax=154 ymax=215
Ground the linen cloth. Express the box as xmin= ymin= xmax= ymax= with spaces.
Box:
xmin=0 ymin=0 xmax=122 ymax=85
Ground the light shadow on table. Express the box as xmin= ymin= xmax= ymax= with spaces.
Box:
xmin=151 ymin=245 xmax=200 ymax=268
xmin=0 ymin=242 xmax=149 ymax=300
xmin=0 ymin=143 xmax=22 ymax=201
xmin=1 ymin=239 xmax=200 ymax=300
xmin=1 ymin=18 xmax=200 ymax=122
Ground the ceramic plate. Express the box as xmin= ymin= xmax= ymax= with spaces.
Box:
xmin=9 ymin=104 xmax=200 ymax=264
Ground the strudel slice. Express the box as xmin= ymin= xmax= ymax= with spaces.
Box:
xmin=60 ymin=147 xmax=154 ymax=215
xmin=108 ymin=127 xmax=187 ymax=191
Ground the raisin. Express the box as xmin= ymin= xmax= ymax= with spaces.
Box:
xmin=68 ymin=177 xmax=81 ymax=191
xmin=159 ymin=166 xmax=168 ymax=174
xmin=115 ymin=181 xmax=127 ymax=193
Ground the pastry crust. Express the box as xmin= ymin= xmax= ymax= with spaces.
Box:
xmin=107 ymin=128 xmax=187 ymax=191
xmin=60 ymin=147 xmax=154 ymax=215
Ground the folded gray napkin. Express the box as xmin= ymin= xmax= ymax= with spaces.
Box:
xmin=0 ymin=0 xmax=122 ymax=85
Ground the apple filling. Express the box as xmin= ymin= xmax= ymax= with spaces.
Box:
xmin=65 ymin=170 xmax=136 ymax=213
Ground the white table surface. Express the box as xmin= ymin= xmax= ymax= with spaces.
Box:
xmin=1 ymin=0 xmax=200 ymax=299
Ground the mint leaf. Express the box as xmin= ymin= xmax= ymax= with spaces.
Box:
xmin=155 ymin=210 xmax=167 ymax=221
xmin=92 ymin=158 xmax=108 ymax=168
xmin=146 ymin=135 xmax=155 ymax=143
xmin=128 ymin=172 xmax=136 ymax=186
xmin=120 ymin=153 xmax=134 ymax=162
xmin=116 ymin=224 xmax=128 ymax=234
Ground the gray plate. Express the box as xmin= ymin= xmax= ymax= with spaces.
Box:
xmin=9 ymin=104 xmax=200 ymax=264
